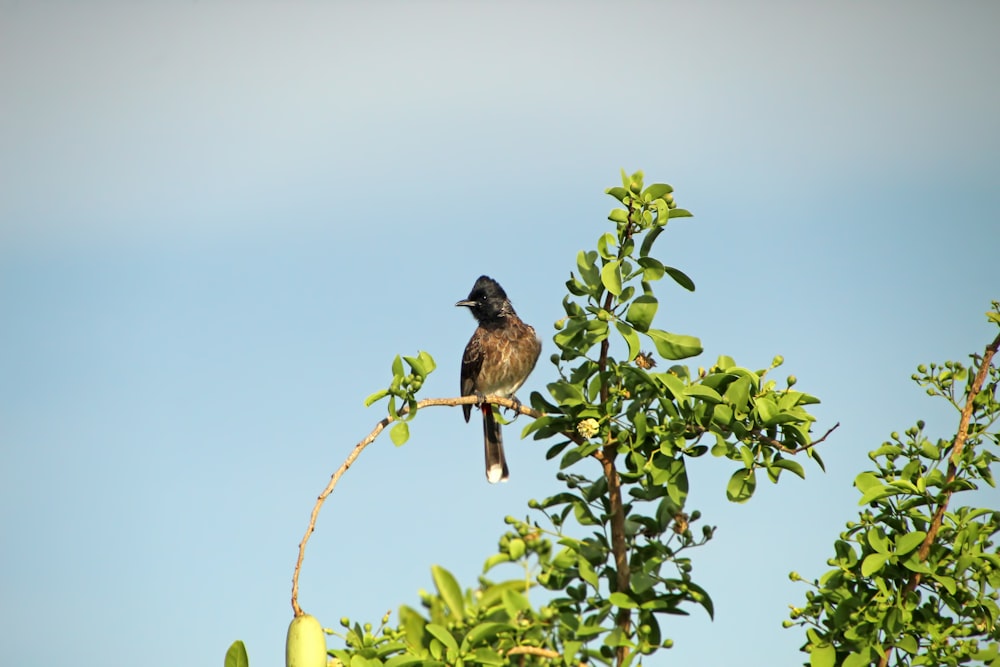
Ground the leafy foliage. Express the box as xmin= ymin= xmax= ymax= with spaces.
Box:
xmin=365 ymin=351 xmax=436 ymax=446
xmin=788 ymin=304 xmax=1000 ymax=667
xmin=311 ymin=170 xmax=829 ymax=667
xmin=222 ymin=174 xmax=1000 ymax=667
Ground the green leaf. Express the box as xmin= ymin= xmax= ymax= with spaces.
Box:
xmin=390 ymin=421 xmax=410 ymax=446
xmin=894 ymin=531 xmax=926 ymax=556
xmin=685 ymin=384 xmax=722 ymax=403
xmin=391 ymin=354 xmax=404 ymax=378
xmin=667 ymin=208 xmax=693 ymax=219
xmin=901 ymin=553 xmax=932 ymax=574
xmin=650 ymin=454 xmax=688 ymax=506
xmin=364 ymin=389 xmax=389 ymax=407
xmin=577 ymin=250 xmax=601 ymax=291
xmin=501 ymin=589 xmax=532 ymax=619
xmin=470 ymin=648 xmax=506 ymax=666
xmin=843 ymin=650 xmax=872 ymax=667
xmin=609 ymin=592 xmax=638 ymax=608
xmin=754 ymin=394 xmax=776 ymax=422
xmin=404 ymin=354 xmax=428 ymax=378
xmin=854 ymin=471 xmax=882 ymax=493
xmin=858 ymin=483 xmax=894 ymax=505
xmin=606 ymin=186 xmax=629 ymax=202
xmin=508 ymin=538 xmax=526 ymax=560
xmin=482 ymin=553 xmax=511 ymax=572
xmin=664 ymin=266 xmax=695 ymax=291
xmin=625 ymin=295 xmax=658 ymax=332
xmin=547 ymin=380 xmax=585 ymax=405
xmin=810 ymin=643 xmax=836 ymax=667
xmin=384 ymin=656 xmax=425 ymax=667
xmin=711 ymin=434 xmax=732 ymax=457
xmin=597 ymin=232 xmax=618 ymax=259
xmin=463 ymin=622 xmax=514 ymax=649
xmin=726 ymin=468 xmax=757 ymax=503
xmin=711 ymin=404 xmax=734 ymax=428
xmin=426 ymin=623 xmax=459 ymax=652
xmin=638 ymin=225 xmax=664 ymax=258
xmin=646 ymin=328 xmax=702 ymax=360
xmin=930 ymin=572 xmax=957 ymax=595
xmin=867 ymin=527 xmax=890 ymax=554
xmin=601 ymin=260 xmax=623 ymax=296
xmin=642 ymin=183 xmax=673 ymax=200
xmin=615 ymin=322 xmax=641 ymax=361
xmin=630 ymin=571 xmax=657 ymax=594
xmin=431 ymin=565 xmax=465 ymax=618
xmin=608 ymin=208 xmax=629 ymax=224
xmin=654 ymin=373 xmax=686 ymax=402
xmin=637 ymin=256 xmax=665 ymax=281
xmin=576 ymin=624 xmax=606 ymax=638
xmin=724 ymin=375 xmax=752 ymax=411
xmin=685 ymin=581 xmax=715 ymax=619
xmin=578 ymin=555 xmax=599 ymax=588
xmin=772 ymin=458 xmax=806 ymax=479
xmin=225 ymin=641 xmax=248 ymax=667
xmin=477 ymin=580 xmax=529 ymax=609
xmin=861 ymin=553 xmax=890 ymax=576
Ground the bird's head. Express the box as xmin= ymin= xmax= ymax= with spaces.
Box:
xmin=456 ymin=275 xmax=511 ymax=322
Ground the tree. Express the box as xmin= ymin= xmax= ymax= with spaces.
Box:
xmin=272 ymin=169 xmax=832 ymax=667
xmin=788 ymin=305 xmax=1000 ymax=667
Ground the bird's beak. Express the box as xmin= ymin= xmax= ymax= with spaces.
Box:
xmin=455 ymin=299 xmax=475 ymax=308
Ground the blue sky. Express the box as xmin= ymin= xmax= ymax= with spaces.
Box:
xmin=1 ymin=2 xmax=998 ymax=666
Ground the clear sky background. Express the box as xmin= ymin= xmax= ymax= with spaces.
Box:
xmin=2 ymin=2 xmax=998 ymax=666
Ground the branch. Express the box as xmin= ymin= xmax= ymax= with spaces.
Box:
xmin=596 ymin=264 xmax=631 ymax=667
xmin=760 ymin=422 xmax=841 ymax=455
xmin=878 ymin=329 xmax=1000 ymax=667
xmin=290 ymin=394 xmax=541 ymax=616
xmin=507 ymin=646 xmax=561 ymax=659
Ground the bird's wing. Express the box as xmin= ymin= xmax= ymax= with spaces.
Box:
xmin=460 ymin=329 xmax=484 ymax=422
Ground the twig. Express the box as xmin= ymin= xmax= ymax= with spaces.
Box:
xmin=290 ymin=394 xmax=541 ymax=616
xmin=760 ymin=422 xmax=841 ymax=455
xmin=507 ymin=646 xmax=561 ymax=659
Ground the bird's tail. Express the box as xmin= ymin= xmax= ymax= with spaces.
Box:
xmin=481 ymin=405 xmax=509 ymax=483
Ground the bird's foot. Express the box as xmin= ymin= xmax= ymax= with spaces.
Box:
xmin=505 ymin=395 xmax=524 ymax=421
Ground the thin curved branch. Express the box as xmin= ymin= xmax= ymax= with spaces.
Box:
xmin=760 ymin=422 xmax=841 ymax=455
xmin=290 ymin=394 xmax=541 ymax=616
xmin=507 ymin=646 xmax=561 ymax=659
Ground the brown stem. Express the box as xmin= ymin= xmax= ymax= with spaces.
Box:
xmin=507 ymin=646 xmax=561 ymax=659
xmin=877 ymin=329 xmax=1000 ymax=667
xmin=595 ymin=446 xmax=631 ymax=662
xmin=758 ymin=422 xmax=841 ymax=454
xmin=290 ymin=394 xmax=540 ymax=616
xmin=597 ymin=283 xmax=631 ymax=665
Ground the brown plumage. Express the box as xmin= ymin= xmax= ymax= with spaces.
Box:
xmin=456 ymin=276 xmax=541 ymax=483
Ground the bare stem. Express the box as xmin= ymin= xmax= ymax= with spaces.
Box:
xmin=595 ymin=285 xmax=631 ymax=666
xmin=290 ymin=395 xmax=540 ymax=616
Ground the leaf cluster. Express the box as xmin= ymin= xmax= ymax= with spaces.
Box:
xmin=790 ymin=307 xmax=1000 ymax=667
xmin=364 ymin=351 xmax=437 ymax=446
xmin=274 ymin=170 xmax=831 ymax=667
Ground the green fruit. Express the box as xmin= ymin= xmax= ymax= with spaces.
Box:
xmin=286 ymin=613 xmax=327 ymax=667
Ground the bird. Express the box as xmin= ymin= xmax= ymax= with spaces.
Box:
xmin=456 ymin=275 xmax=542 ymax=483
